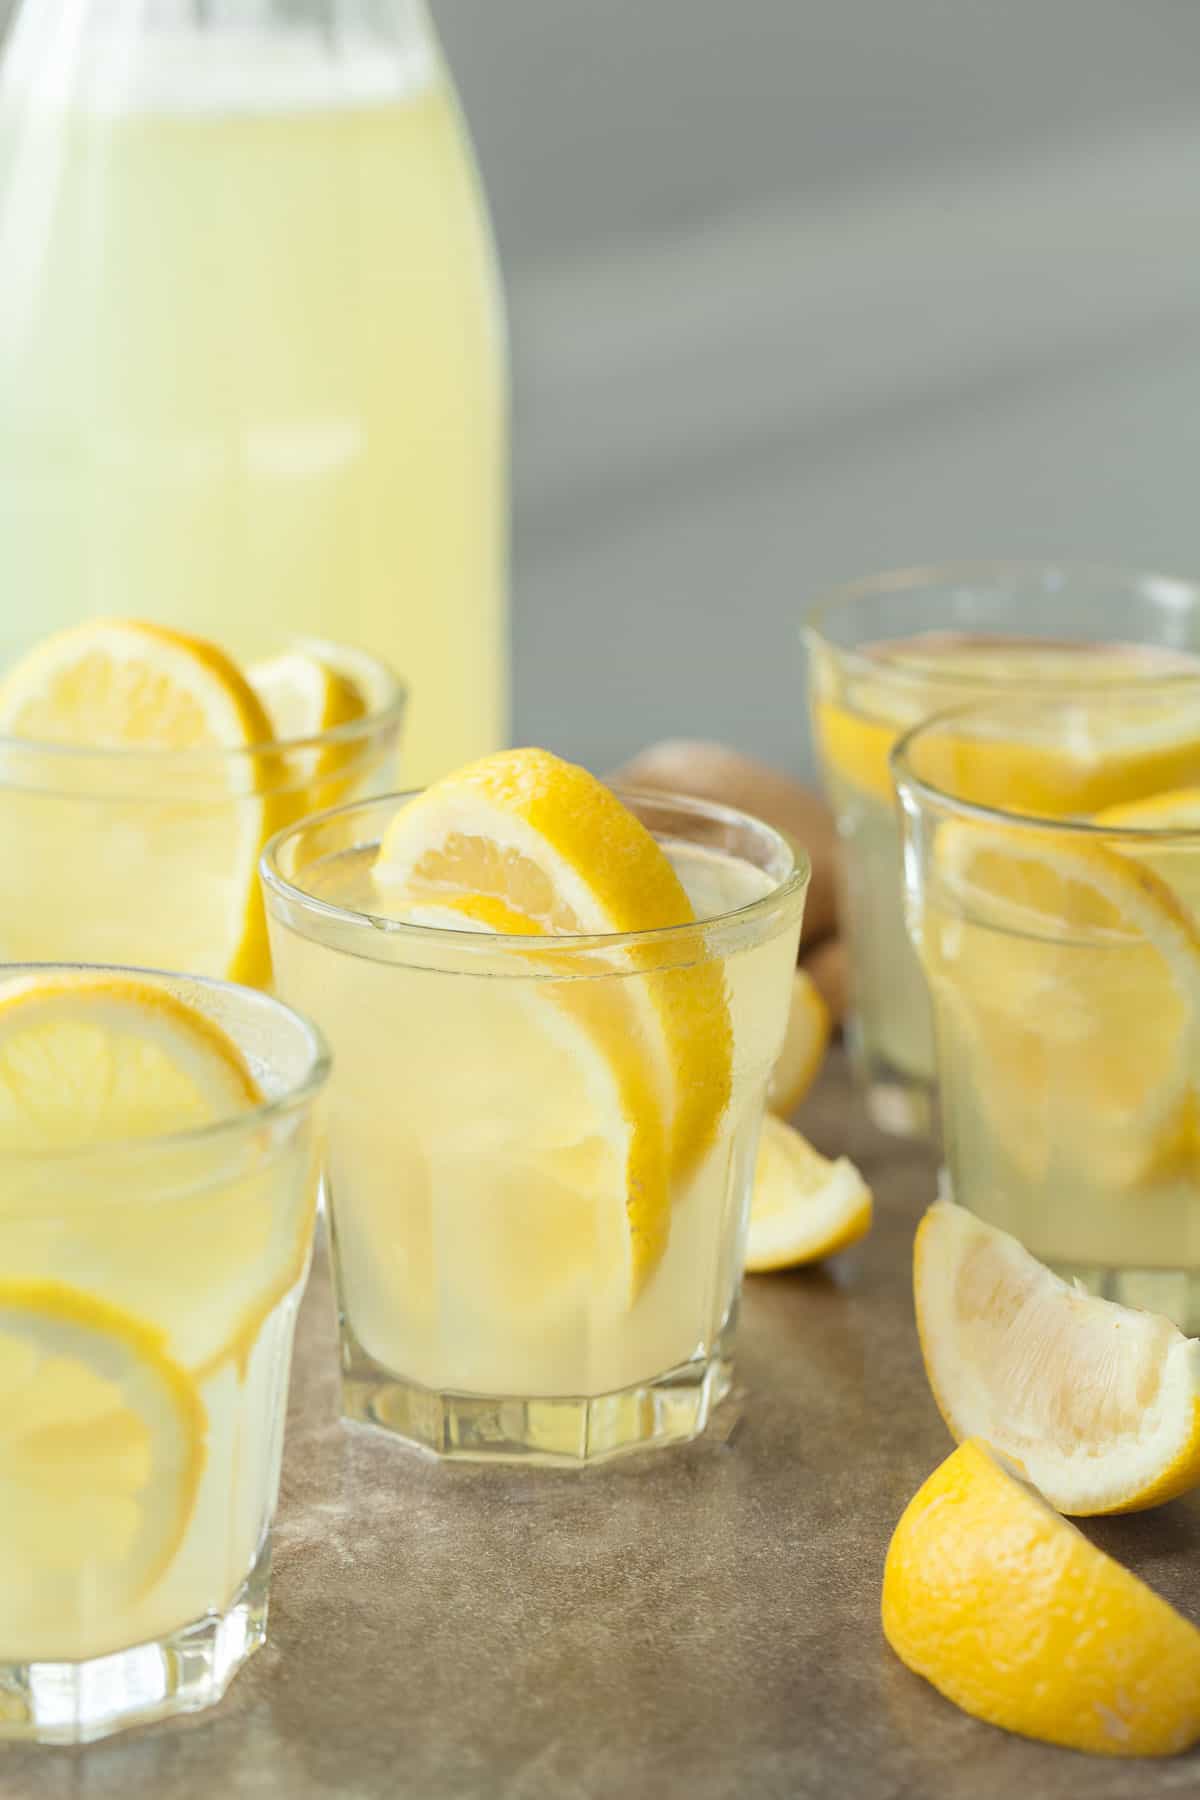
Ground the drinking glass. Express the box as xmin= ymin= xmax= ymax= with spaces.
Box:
xmin=0 ymin=965 xmax=329 ymax=1743
xmin=263 ymin=789 xmax=808 ymax=1465
xmin=0 ymin=644 xmax=403 ymax=984
xmin=893 ymin=685 xmax=1200 ymax=1330
xmin=804 ymin=562 xmax=1200 ymax=1137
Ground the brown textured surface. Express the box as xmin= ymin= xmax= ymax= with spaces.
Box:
xmin=8 ymin=1050 xmax=1200 ymax=1798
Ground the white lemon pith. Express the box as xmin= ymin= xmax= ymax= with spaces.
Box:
xmin=746 ymin=1115 xmax=872 ymax=1271
xmin=767 ymin=968 xmax=830 ymax=1117
xmin=882 ymin=1438 xmax=1200 ymax=1758
xmin=0 ymin=1280 xmax=206 ymax=1663
xmin=0 ymin=619 xmax=277 ymax=983
xmin=372 ymin=748 xmax=735 ymax=1295
xmin=914 ymin=1199 xmax=1200 ymax=1516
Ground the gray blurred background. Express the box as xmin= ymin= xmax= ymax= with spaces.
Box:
xmin=434 ymin=0 xmax=1200 ymax=776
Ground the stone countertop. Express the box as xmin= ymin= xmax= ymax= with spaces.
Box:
xmin=10 ymin=1051 xmax=1200 ymax=1799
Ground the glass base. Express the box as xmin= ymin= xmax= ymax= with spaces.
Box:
xmin=340 ymin=1325 xmax=736 ymax=1467
xmin=860 ymin=1064 xmax=937 ymax=1140
xmin=0 ymin=1543 xmax=270 ymax=1746
xmin=1045 ymin=1261 xmax=1200 ymax=1335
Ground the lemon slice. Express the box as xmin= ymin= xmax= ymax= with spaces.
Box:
xmin=922 ymin=821 xmax=1200 ymax=1190
xmin=0 ymin=1280 xmax=206 ymax=1663
xmin=815 ymin=638 xmax=1200 ymax=809
xmin=767 ymin=968 xmax=831 ymax=1116
xmin=745 ymin=1115 xmax=872 ymax=1271
xmin=882 ymin=1438 xmax=1200 ymax=1757
xmin=247 ymin=647 xmax=364 ymax=759
xmin=0 ymin=619 xmax=278 ymax=983
xmin=397 ymin=892 xmax=670 ymax=1299
xmin=374 ymin=748 xmax=733 ymax=1181
xmin=293 ymin=636 xmax=398 ymax=718
xmin=914 ymin=1198 xmax=1200 ymax=1515
xmin=0 ymin=969 xmax=261 ymax=1151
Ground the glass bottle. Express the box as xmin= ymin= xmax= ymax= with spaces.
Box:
xmin=0 ymin=0 xmax=508 ymax=782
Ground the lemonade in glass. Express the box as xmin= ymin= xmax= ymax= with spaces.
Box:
xmin=0 ymin=619 xmax=402 ymax=984
xmin=0 ymin=965 xmax=328 ymax=1743
xmin=804 ymin=563 xmax=1200 ymax=1136
xmin=894 ymin=686 xmax=1200 ymax=1331
xmin=263 ymin=751 xmax=808 ymax=1464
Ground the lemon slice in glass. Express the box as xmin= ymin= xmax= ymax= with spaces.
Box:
xmin=0 ymin=619 xmax=278 ymax=983
xmin=0 ymin=1280 xmax=206 ymax=1663
xmin=373 ymin=747 xmax=733 ymax=1189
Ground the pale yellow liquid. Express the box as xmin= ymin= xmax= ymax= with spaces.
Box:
xmin=269 ymin=842 xmax=798 ymax=1404
xmin=0 ymin=26 xmax=507 ymax=783
xmin=0 ymin=1118 xmax=317 ymax=1664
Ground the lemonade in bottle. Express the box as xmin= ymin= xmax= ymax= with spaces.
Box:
xmin=0 ymin=0 xmax=506 ymax=783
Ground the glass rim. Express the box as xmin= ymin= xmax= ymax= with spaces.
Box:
xmin=0 ymin=962 xmax=331 ymax=1164
xmin=261 ymin=783 xmax=811 ymax=957
xmin=890 ymin=689 xmax=1200 ymax=843
xmin=0 ymin=646 xmax=407 ymax=769
xmin=802 ymin=558 xmax=1200 ymax=689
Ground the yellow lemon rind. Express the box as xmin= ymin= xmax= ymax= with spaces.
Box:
xmin=882 ymin=1438 xmax=1200 ymax=1758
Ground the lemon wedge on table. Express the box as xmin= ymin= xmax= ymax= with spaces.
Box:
xmin=914 ymin=1198 xmax=1200 ymax=1516
xmin=0 ymin=1281 xmax=206 ymax=1664
xmin=883 ymin=1438 xmax=1200 ymax=1758
xmin=745 ymin=1115 xmax=872 ymax=1271
xmin=766 ymin=968 xmax=830 ymax=1117
xmin=923 ymin=821 xmax=1200 ymax=1191
xmin=0 ymin=619 xmax=278 ymax=984
xmin=373 ymin=746 xmax=733 ymax=1184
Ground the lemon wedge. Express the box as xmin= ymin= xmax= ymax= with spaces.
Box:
xmin=0 ymin=969 xmax=261 ymax=1151
xmin=882 ymin=1438 xmax=1200 ymax=1757
xmin=922 ymin=821 xmax=1200 ymax=1191
xmin=0 ymin=619 xmax=278 ymax=983
xmin=914 ymin=1198 xmax=1200 ymax=1515
xmin=745 ymin=1115 xmax=872 ymax=1271
xmin=0 ymin=1280 xmax=206 ymax=1664
xmin=767 ymin=968 xmax=831 ymax=1117
xmin=373 ymin=748 xmax=733 ymax=1183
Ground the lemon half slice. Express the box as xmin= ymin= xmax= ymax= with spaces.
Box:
xmin=883 ymin=1438 xmax=1200 ymax=1757
xmin=374 ymin=748 xmax=733 ymax=1183
xmin=0 ymin=1281 xmax=206 ymax=1663
xmin=399 ymin=892 xmax=670 ymax=1301
xmin=247 ymin=647 xmax=364 ymax=766
xmin=914 ymin=1198 xmax=1200 ymax=1515
xmin=923 ymin=821 xmax=1200 ymax=1189
xmin=0 ymin=619 xmax=278 ymax=983
xmin=746 ymin=1115 xmax=872 ymax=1270
xmin=0 ymin=969 xmax=261 ymax=1152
